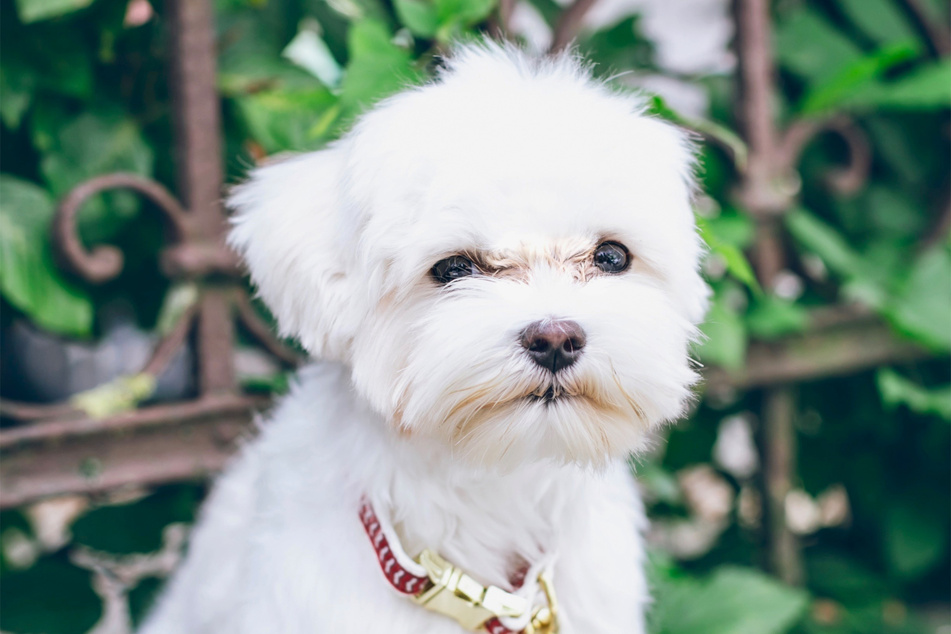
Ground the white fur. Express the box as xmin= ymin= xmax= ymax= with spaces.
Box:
xmin=140 ymin=42 xmax=708 ymax=634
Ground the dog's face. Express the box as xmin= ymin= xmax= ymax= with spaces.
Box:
xmin=229 ymin=45 xmax=708 ymax=468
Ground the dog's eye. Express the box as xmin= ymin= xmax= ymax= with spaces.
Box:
xmin=593 ymin=242 xmax=630 ymax=273
xmin=431 ymin=255 xmax=477 ymax=284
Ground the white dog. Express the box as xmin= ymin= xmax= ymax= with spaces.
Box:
xmin=140 ymin=42 xmax=707 ymax=634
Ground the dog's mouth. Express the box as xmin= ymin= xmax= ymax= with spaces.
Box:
xmin=527 ymin=384 xmax=573 ymax=405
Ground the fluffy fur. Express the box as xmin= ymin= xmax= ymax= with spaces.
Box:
xmin=140 ymin=43 xmax=708 ymax=634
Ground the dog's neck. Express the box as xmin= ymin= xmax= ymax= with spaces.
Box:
xmin=357 ymin=398 xmax=594 ymax=590
xmin=292 ymin=362 xmax=604 ymax=590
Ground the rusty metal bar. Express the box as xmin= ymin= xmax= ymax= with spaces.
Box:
xmin=704 ymin=314 xmax=931 ymax=393
xmin=166 ymin=0 xmax=226 ymax=238
xmin=0 ymin=411 xmax=253 ymax=509
xmin=0 ymin=394 xmax=265 ymax=451
xmin=166 ymin=0 xmax=237 ymax=396
xmin=197 ymin=288 xmax=237 ymax=394
xmin=550 ymin=0 xmax=600 ymax=53
xmin=761 ymin=386 xmax=802 ymax=584
xmin=733 ymin=0 xmax=802 ymax=586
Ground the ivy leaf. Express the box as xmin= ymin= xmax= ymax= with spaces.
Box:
xmin=435 ymin=0 xmax=496 ymax=39
xmin=0 ymin=176 xmax=93 ymax=337
xmin=786 ymin=207 xmax=864 ymax=278
xmin=235 ymin=88 xmax=338 ymax=153
xmin=39 ymin=110 xmax=154 ymax=243
xmin=1 ymin=18 xmax=93 ymax=100
xmin=840 ymin=60 xmax=951 ymax=112
xmin=698 ymin=296 xmax=747 ymax=371
xmin=394 ymin=0 xmax=439 ymax=37
xmin=338 ymin=20 xmax=424 ymax=118
xmin=799 ymin=42 xmax=918 ymax=116
xmin=837 ymin=0 xmax=918 ymax=46
xmin=884 ymin=499 xmax=949 ymax=579
xmin=884 ymin=245 xmax=951 ymax=352
xmin=775 ymin=8 xmax=862 ymax=85
xmin=0 ymin=552 xmax=101 ymax=634
xmin=697 ymin=215 xmax=760 ymax=293
xmin=747 ymin=295 xmax=808 ymax=339
xmin=805 ymin=553 xmax=889 ymax=606
xmin=652 ymin=566 xmax=809 ymax=634
xmin=876 ymin=369 xmax=951 ymax=421
xmin=70 ymin=485 xmax=202 ymax=555
xmin=14 ymin=0 xmax=93 ymax=23
xmin=282 ymin=28 xmax=344 ymax=89
xmin=0 ymin=59 xmax=35 ymax=129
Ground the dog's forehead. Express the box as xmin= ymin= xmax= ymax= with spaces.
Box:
xmin=341 ymin=52 xmax=696 ymax=285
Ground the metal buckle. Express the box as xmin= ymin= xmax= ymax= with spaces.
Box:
xmin=413 ymin=549 xmax=530 ymax=631
xmin=523 ymin=569 xmax=559 ymax=634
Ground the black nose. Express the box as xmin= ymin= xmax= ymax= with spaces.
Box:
xmin=520 ymin=320 xmax=586 ymax=374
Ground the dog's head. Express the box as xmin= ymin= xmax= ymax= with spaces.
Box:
xmin=229 ymin=44 xmax=708 ymax=468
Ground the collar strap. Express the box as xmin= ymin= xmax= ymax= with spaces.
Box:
xmin=359 ymin=499 xmax=558 ymax=633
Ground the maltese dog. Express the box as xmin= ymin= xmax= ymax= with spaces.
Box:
xmin=140 ymin=42 xmax=708 ymax=634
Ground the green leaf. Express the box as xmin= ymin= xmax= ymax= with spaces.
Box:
xmin=701 ymin=208 xmax=755 ymax=249
xmin=698 ymin=297 xmax=748 ymax=371
xmin=1 ymin=20 xmax=93 ymax=100
xmin=785 ymin=207 xmax=864 ymax=278
xmin=0 ymin=176 xmax=93 ymax=336
xmin=841 ymin=60 xmax=951 ymax=111
xmin=580 ymin=15 xmax=656 ymax=82
xmin=0 ymin=60 xmax=35 ymax=129
xmin=395 ymin=0 xmax=439 ymax=37
xmin=0 ymin=553 xmax=101 ymax=634
xmin=804 ymin=553 xmax=889 ymax=606
xmin=799 ymin=42 xmax=918 ymax=115
xmin=39 ymin=110 xmax=154 ymax=242
xmin=776 ymin=8 xmax=862 ymax=85
xmin=235 ymin=87 xmax=338 ymax=153
xmin=434 ymin=0 xmax=496 ymax=38
xmin=884 ymin=245 xmax=951 ymax=351
xmin=14 ymin=0 xmax=93 ymax=23
xmin=282 ymin=28 xmax=344 ymax=89
xmin=747 ymin=295 xmax=808 ymax=339
xmin=338 ymin=20 xmax=424 ymax=118
xmin=837 ymin=0 xmax=918 ymax=46
xmin=876 ymin=369 xmax=951 ymax=421
xmin=718 ymin=244 xmax=760 ymax=293
xmin=864 ymin=185 xmax=928 ymax=240
xmin=652 ymin=566 xmax=809 ymax=634
xmin=71 ymin=485 xmax=202 ymax=554
xmin=834 ymin=61 xmax=951 ymax=114
xmin=653 ymin=96 xmax=748 ymax=173
xmin=697 ymin=215 xmax=760 ymax=293
xmin=216 ymin=12 xmax=323 ymax=98
xmin=884 ymin=499 xmax=949 ymax=579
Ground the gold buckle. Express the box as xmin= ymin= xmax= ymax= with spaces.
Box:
xmin=413 ymin=549 xmax=558 ymax=633
xmin=523 ymin=569 xmax=559 ymax=634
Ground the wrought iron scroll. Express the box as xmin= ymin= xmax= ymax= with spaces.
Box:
xmin=0 ymin=0 xmax=300 ymax=506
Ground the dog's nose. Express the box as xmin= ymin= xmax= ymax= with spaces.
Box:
xmin=520 ymin=320 xmax=586 ymax=374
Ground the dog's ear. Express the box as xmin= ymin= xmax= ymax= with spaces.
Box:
xmin=228 ymin=148 xmax=365 ymax=360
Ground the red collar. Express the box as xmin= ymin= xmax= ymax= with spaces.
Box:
xmin=359 ymin=499 xmax=557 ymax=633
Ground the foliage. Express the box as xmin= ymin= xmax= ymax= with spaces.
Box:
xmin=0 ymin=0 xmax=949 ymax=632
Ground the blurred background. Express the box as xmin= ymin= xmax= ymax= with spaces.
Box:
xmin=0 ymin=0 xmax=949 ymax=632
